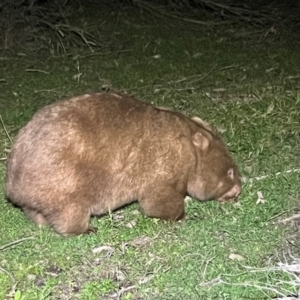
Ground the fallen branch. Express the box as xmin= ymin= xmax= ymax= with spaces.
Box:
xmin=0 ymin=237 xmax=35 ymax=251
xmin=279 ymin=214 xmax=300 ymax=224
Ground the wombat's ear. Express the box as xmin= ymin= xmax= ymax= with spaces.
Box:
xmin=192 ymin=132 xmax=210 ymax=150
xmin=191 ymin=116 xmax=214 ymax=134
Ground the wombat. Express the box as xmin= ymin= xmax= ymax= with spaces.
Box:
xmin=5 ymin=92 xmax=241 ymax=236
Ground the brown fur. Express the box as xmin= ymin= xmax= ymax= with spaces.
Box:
xmin=5 ymin=92 xmax=241 ymax=236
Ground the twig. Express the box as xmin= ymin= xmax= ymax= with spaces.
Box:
xmin=272 ymin=297 xmax=299 ymax=300
xmin=110 ymin=274 xmax=154 ymax=298
xmin=0 ymin=237 xmax=35 ymax=251
xmin=0 ymin=114 xmax=12 ymax=143
xmin=25 ymin=69 xmax=50 ymax=74
xmin=0 ymin=267 xmax=19 ymax=300
xmin=220 ymin=280 xmax=288 ymax=298
xmin=243 ymin=264 xmax=300 ymax=274
xmin=199 ymin=276 xmax=222 ymax=288
xmin=0 ymin=267 xmax=15 ymax=284
xmin=243 ymin=168 xmax=300 ymax=183
xmin=279 ymin=214 xmax=300 ymax=224
xmin=33 ymin=89 xmax=62 ymax=95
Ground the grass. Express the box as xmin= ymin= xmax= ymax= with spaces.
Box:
xmin=1 ymin=3 xmax=300 ymax=299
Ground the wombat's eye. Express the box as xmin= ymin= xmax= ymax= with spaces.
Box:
xmin=227 ymin=168 xmax=234 ymax=179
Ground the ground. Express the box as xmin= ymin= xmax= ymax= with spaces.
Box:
xmin=0 ymin=2 xmax=300 ymax=299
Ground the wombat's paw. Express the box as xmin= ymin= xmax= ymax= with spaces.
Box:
xmin=85 ymin=226 xmax=98 ymax=234
xmin=175 ymin=211 xmax=186 ymax=221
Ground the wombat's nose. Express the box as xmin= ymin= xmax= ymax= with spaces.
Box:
xmin=234 ymin=184 xmax=241 ymax=198
xmin=220 ymin=184 xmax=241 ymax=202
xmin=232 ymin=184 xmax=241 ymax=201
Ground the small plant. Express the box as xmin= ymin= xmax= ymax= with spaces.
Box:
xmin=14 ymin=290 xmax=22 ymax=300
xmin=295 ymin=91 xmax=300 ymax=104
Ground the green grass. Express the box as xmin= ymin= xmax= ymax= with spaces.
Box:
xmin=1 ymin=4 xmax=300 ymax=300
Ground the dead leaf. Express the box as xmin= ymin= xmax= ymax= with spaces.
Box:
xmin=229 ymin=253 xmax=245 ymax=261
xmin=130 ymin=236 xmax=151 ymax=248
xmin=256 ymin=191 xmax=266 ymax=204
xmin=92 ymin=245 xmax=115 ymax=256
xmin=125 ymin=220 xmax=137 ymax=228
xmin=112 ymin=211 xmax=124 ymax=221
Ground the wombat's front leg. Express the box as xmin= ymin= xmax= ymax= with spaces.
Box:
xmin=23 ymin=207 xmax=49 ymax=226
xmin=139 ymin=187 xmax=185 ymax=221
xmin=49 ymin=203 xmax=96 ymax=237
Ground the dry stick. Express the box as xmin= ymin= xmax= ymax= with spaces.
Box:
xmin=240 ymin=264 xmax=300 ymax=296
xmin=55 ymin=24 xmax=96 ymax=52
xmin=220 ymin=281 xmax=288 ymax=298
xmin=199 ymin=276 xmax=222 ymax=288
xmin=0 ymin=267 xmax=18 ymax=300
xmin=135 ymin=0 xmax=229 ymax=26
xmin=242 ymin=168 xmax=300 ymax=183
xmin=273 ymin=297 xmax=299 ymax=300
xmin=279 ymin=214 xmax=300 ymax=224
xmin=200 ymin=0 xmax=272 ymax=23
xmin=0 ymin=114 xmax=12 ymax=143
xmin=202 ymin=256 xmax=215 ymax=280
xmin=0 ymin=237 xmax=35 ymax=251
xmin=0 ymin=267 xmax=15 ymax=284
xmin=110 ymin=274 xmax=155 ymax=298
xmin=0 ymin=257 xmax=18 ymax=298
xmin=243 ymin=264 xmax=300 ymax=274
xmin=186 ymin=68 xmax=216 ymax=86
xmin=203 ymin=255 xmax=300 ymax=296
xmin=33 ymin=89 xmax=62 ymax=95
xmin=25 ymin=69 xmax=50 ymax=74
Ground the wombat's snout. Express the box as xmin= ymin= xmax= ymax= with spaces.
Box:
xmin=218 ymin=184 xmax=241 ymax=202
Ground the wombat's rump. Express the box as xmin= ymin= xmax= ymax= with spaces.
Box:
xmin=5 ymin=92 xmax=241 ymax=236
